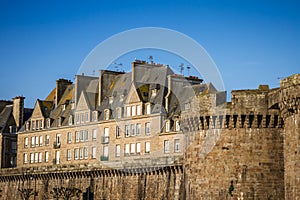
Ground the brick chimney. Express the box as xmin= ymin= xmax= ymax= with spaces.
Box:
xmin=56 ymin=79 xmax=72 ymax=106
xmin=12 ymin=96 xmax=25 ymax=129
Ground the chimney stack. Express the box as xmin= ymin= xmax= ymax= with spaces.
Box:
xmin=12 ymin=96 xmax=25 ymax=129
xmin=56 ymin=79 xmax=72 ymax=106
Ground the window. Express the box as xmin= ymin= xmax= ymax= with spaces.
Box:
xmin=85 ymin=130 xmax=89 ymax=141
xmin=75 ymin=131 xmax=79 ymax=142
xmin=24 ymin=153 xmax=28 ymax=164
xmin=116 ymin=126 xmax=121 ymax=138
xmin=185 ymin=103 xmax=190 ymax=110
xmin=136 ymin=124 xmax=141 ymax=136
xmin=152 ymin=89 xmax=157 ymax=97
xmin=74 ymin=149 xmax=79 ymax=160
xmin=26 ymin=122 xmax=30 ymax=131
xmin=104 ymin=110 xmax=110 ymax=120
xmin=125 ymin=144 xmax=130 ymax=156
xmin=39 ymin=120 xmax=44 ymax=129
xmin=131 ymin=106 xmax=136 ymax=116
xmin=30 ymin=153 xmax=34 ymax=163
xmin=68 ymin=116 xmax=73 ymax=125
xmin=104 ymin=128 xmax=109 ymax=143
xmin=126 ymin=106 xmax=131 ymax=117
xmin=84 ymin=147 xmax=88 ymax=159
xmin=92 ymin=129 xmax=97 ymax=140
xmin=85 ymin=112 xmax=89 ymax=122
xmin=31 ymin=137 xmax=35 ymax=147
xmin=80 ymin=131 xmax=84 ymax=142
xmin=136 ymin=143 xmax=141 ymax=154
xmin=67 ymin=149 xmax=71 ymax=160
xmin=130 ymin=143 xmax=135 ymax=154
xmin=45 ymin=151 xmax=49 ymax=162
xmin=145 ymin=123 xmax=150 ymax=135
xmin=32 ymin=120 xmax=36 ymax=130
xmin=56 ymin=134 xmax=61 ymax=145
xmin=165 ymin=121 xmax=170 ymax=132
xmin=92 ymin=147 xmax=96 ymax=159
xmin=174 ymin=139 xmax=180 ymax=152
xmin=116 ymin=108 xmax=121 ymax=119
xmin=55 ymin=151 xmax=60 ymax=164
xmin=36 ymin=120 xmax=39 ymax=129
xmin=125 ymin=125 xmax=130 ymax=137
xmin=145 ymin=142 xmax=150 ymax=154
xmin=103 ymin=146 xmax=109 ymax=158
xmin=164 ymin=140 xmax=170 ymax=153
xmin=45 ymin=135 xmax=50 ymax=145
xmin=81 ymin=113 xmax=84 ymax=124
xmin=24 ymin=138 xmax=28 ymax=148
xmin=47 ymin=119 xmax=51 ymax=128
xmin=67 ymin=132 xmax=72 ymax=143
xmin=39 ymin=136 xmax=43 ymax=146
xmin=116 ymin=145 xmax=120 ymax=157
xmin=58 ymin=117 xmax=61 ymax=127
xmin=137 ymin=105 xmax=141 ymax=115
xmin=38 ymin=152 xmax=42 ymax=163
xmin=79 ymin=148 xmax=83 ymax=159
xmin=62 ymin=104 xmax=66 ymax=111
xmin=131 ymin=124 xmax=135 ymax=136
xmin=35 ymin=152 xmax=38 ymax=163
xmin=175 ymin=121 xmax=180 ymax=131
xmin=35 ymin=136 xmax=39 ymax=146
xmin=146 ymin=104 xmax=151 ymax=115
xmin=92 ymin=111 xmax=98 ymax=121
xmin=76 ymin=114 xmax=80 ymax=124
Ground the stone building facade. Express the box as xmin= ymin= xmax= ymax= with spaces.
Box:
xmin=0 ymin=61 xmax=299 ymax=199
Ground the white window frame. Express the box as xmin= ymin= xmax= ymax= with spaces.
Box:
xmin=92 ymin=147 xmax=96 ymax=159
xmin=45 ymin=151 xmax=49 ymax=162
xmin=67 ymin=132 xmax=72 ymax=143
xmin=125 ymin=144 xmax=130 ymax=155
xmin=116 ymin=145 xmax=120 ymax=157
xmin=125 ymin=125 xmax=130 ymax=137
xmin=84 ymin=147 xmax=88 ymax=159
xmin=137 ymin=105 xmax=141 ymax=115
xmin=74 ymin=148 xmax=79 ymax=160
xmin=164 ymin=140 xmax=170 ymax=153
xmin=131 ymin=105 xmax=136 ymax=116
xmin=145 ymin=122 xmax=150 ymax=135
xmin=92 ymin=129 xmax=97 ymax=141
xmin=24 ymin=153 xmax=28 ymax=164
xmin=45 ymin=135 xmax=50 ymax=145
xmin=165 ymin=121 xmax=170 ymax=132
xmin=130 ymin=143 xmax=135 ymax=154
xmin=31 ymin=137 xmax=35 ymax=147
xmin=67 ymin=149 xmax=71 ymax=161
xmin=146 ymin=104 xmax=151 ymax=115
xmin=38 ymin=152 xmax=42 ymax=163
xmin=126 ymin=106 xmax=131 ymax=117
xmin=175 ymin=120 xmax=180 ymax=131
xmin=136 ymin=123 xmax=141 ymax=136
xmin=24 ymin=137 xmax=28 ymax=148
xmin=145 ymin=142 xmax=150 ymax=154
xmin=136 ymin=143 xmax=141 ymax=154
xmin=39 ymin=136 xmax=43 ymax=146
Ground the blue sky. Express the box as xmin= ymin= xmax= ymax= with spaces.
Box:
xmin=0 ymin=0 xmax=299 ymax=107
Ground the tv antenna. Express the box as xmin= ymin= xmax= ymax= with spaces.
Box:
xmin=113 ymin=63 xmax=122 ymax=72
xmin=187 ymin=65 xmax=191 ymax=76
xmin=179 ymin=63 xmax=184 ymax=75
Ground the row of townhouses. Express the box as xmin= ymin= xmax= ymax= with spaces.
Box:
xmin=1 ymin=60 xmax=216 ymax=170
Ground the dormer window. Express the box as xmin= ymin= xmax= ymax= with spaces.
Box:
xmin=32 ymin=120 xmax=36 ymax=130
xmin=92 ymin=111 xmax=98 ymax=121
xmin=152 ymin=89 xmax=157 ymax=97
xmin=165 ymin=120 xmax=170 ymax=132
xmin=25 ymin=121 xmax=30 ymax=131
xmin=47 ymin=118 xmax=51 ymax=128
xmin=85 ymin=112 xmax=89 ymax=122
xmin=120 ymin=95 xmax=124 ymax=102
xmin=175 ymin=120 xmax=180 ymax=131
xmin=126 ymin=106 xmax=131 ymax=117
xmin=185 ymin=103 xmax=190 ymax=110
xmin=146 ymin=103 xmax=151 ymax=115
xmin=71 ymin=102 xmax=75 ymax=110
xmin=58 ymin=117 xmax=62 ymax=127
xmin=109 ymin=96 xmax=114 ymax=104
xmin=104 ymin=109 xmax=110 ymax=120
xmin=131 ymin=105 xmax=136 ymax=116
xmin=68 ymin=115 xmax=73 ymax=125
xmin=116 ymin=108 xmax=121 ymax=119
xmin=137 ymin=105 xmax=141 ymax=115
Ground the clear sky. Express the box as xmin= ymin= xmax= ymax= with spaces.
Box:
xmin=0 ymin=0 xmax=299 ymax=107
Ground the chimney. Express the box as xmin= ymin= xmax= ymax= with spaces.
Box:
xmin=12 ymin=96 xmax=25 ymax=129
xmin=56 ymin=79 xmax=72 ymax=106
